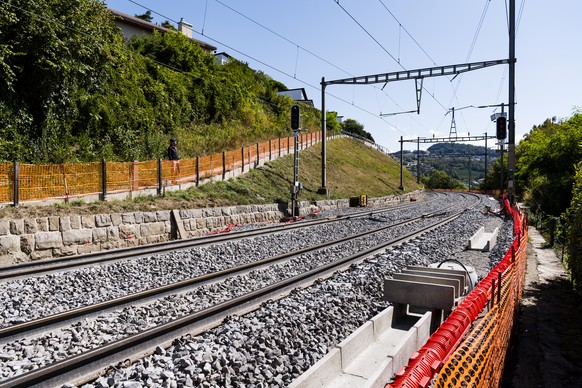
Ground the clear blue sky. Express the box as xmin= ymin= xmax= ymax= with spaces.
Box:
xmin=106 ymin=0 xmax=581 ymax=152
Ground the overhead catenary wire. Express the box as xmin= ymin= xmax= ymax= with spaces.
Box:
xmin=331 ymin=0 xmax=449 ymax=116
xmin=209 ymin=0 xmax=437 ymax=134
xmin=129 ymin=0 xmax=410 ymax=134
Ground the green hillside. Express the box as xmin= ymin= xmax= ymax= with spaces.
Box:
xmin=0 ymin=138 xmax=420 ymax=219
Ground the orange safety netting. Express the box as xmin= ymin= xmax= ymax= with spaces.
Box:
xmin=389 ymin=199 xmax=527 ymax=388
xmin=17 ymin=162 xmax=102 ymax=201
xmin=106 ymin=162 xmax=132 ymax=193
xmin=0 ymin=163 xmax=14 ymax=203
xmin=0 ymin=131 xmax=323 ymax=204
xmin=434 ymin=229 xmax=527 ymax=388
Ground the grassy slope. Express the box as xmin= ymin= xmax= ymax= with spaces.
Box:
xmin=0 ymin=138 xmax=421 ymax=218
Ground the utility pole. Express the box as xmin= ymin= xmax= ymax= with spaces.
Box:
xmin=507 ymin=0 xmax=516 ymax=201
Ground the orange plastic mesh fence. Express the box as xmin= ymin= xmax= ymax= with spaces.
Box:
xmin=198 ymin=155 xmax=212 ymax=180
xmin=134 ymin=160 xmax=158 ymax=190
xmin=257 ymin=140 xmax=268 ymax=160
xmin=106 ymin=162 xmax=132 ymax=193
xmin=0 ymin=163 xmax=13 ymax=203
xmin=0 ymin=132 xmax=323 ymax=204
xmin=18 ymin=162 xmax=101 ymax=201
xmin=227 ymin=149 xmax=242 ymax=171
xmin=435 ymin=230 xmax=528 ymax=388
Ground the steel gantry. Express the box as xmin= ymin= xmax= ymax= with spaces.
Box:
xmin=398 ymin=134 xmax=498 ymax=189
xmin=319 ymin=59 xmax=510 ymax=194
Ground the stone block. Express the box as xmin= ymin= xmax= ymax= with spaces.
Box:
xmin=59 ymin=217 xmax=71 ymax=232
xmin=70 ymin=215 xmax=81 ymax=229
xmin=143 ymin=212 xmax=157 ymax=222
xmin=121 ymin=213 xmax=135 ymax=224
xmin=146 ymin=235 xmax=162 ymax=244
xmin=93 ymin=228 xmax=108 ymax=243
xmin=62 ymin=229 xmax=93 ymax=246
xmin=179 ymin=209 xmax=191 ymax=219
xmin=81 ymin=215 xmax=95 ymax=228
xmin=140 ymin=222 xmax=166 ymax=237
xmin=111 ymin=213 xmax=122 ymax=226
xmin=53 ymin=246 xmax=78 ymax=257
xmin=24 ymin=219 xmax=38 ymax=234
xmin=119 ymin=224 xmax=137 ymax=240
xmin=36 ymin=218 xmax=49 ymax=232
xmin=190 ymin=209 xmax=202 ymax=218
xmin=20 ymin=235 xmax=35 ymax=255
xmin=134 ymin=212 xmax=144 ymax=224
xmin=157 ymin=211 xmax=170 ymax=222
xmin=48 ymin=216 xmax=60 ymax=231
xmin=0 ymin=220 xmax=9 ymax=235
xmin=31 ymin=250 xmax=53 ymax=261
xmin=107 ymin=226 xmax=119 ymax=240
xmin=78 ymin=244 xmax=99 ymax=254
xmin=95 ymin=214 xmax=112 ymax=227
xmin=35 ymin=231 xmax=63 ymax=249
xmin=0 ymin=235 xmax=20 ymax=253
xmin=10 ymin=220 xmax=24 ymax=235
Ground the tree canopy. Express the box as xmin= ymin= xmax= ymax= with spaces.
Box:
xmin=0 ymin=0 xmax=322 ymax=163
xmin=341 ymin=118 xmax=374 ymax=142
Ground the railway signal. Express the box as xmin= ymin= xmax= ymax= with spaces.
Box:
xmin=496 ymin=116 xmax=507 ymax=140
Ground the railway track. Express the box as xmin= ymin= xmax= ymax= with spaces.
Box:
xmin=0 ymin=192 xmax=484 ymax=387
xmin=0 ymin=192 xmax=439 ymax=282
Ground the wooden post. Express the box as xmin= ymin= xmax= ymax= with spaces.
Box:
xmin=157 ymin=159 xmax=163 ymax=195
xmin=101 ymin=159 xmax=107 ymax=201
xmin=222 ymin=151 xmax=226 ymax=179
xmin=13 ymin=161 xmax=19 ymax=207
xmin=196 ymin=156 xmax=200 ymax=186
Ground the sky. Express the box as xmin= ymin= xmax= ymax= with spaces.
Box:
xmin=105 ymin=0 xmax=581 ymax=152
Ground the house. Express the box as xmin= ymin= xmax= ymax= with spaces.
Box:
xmin=277 ymin=88 xmax=314 ymax=107
xmin=108 ymin=9 xmax=216 ymax=52
xmin=214 ymin=52 xmax=233 ymax=65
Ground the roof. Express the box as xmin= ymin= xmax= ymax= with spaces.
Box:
xmin=108 ymin=9 xmax=216 ymax=52
xmin=277 ymin=88 xmax=314 ymax=107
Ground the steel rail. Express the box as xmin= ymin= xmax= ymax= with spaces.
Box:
xmin=0 ymin=193 xmax=440 ymax=281
xmin=0 ymin=194 xmax=480 ymax=388
xmin=0 ymin=193 xmax=457 ymax=341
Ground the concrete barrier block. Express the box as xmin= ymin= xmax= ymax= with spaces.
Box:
xmin=371 ymin=306 xmax=394 ymax=340
xmin=338 ymin=321 xmax=375 ymax=370
xmin=413 ymin=312 xmax=432 ymax=348
xmin=288 ymin=348 xmax=342 ymax=388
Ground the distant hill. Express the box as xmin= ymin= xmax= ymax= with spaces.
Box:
xmin=427 ymin=143 xmax=497 ymax=156
xmin=392 ymin=142 xmax=500 ymax=186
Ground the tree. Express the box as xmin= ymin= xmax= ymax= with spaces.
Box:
xmin=341 ymin=118 xmax=375 ymax=142
xmin=566 ymin=161 xmax=582 ymax=296
xmin=135 ymin=10 xmax=153 ymax=22
xmin=421 ymin=169 xmax=465 ymax=190
xmin=515 ymin=113 xmax=582 ymax=216
xmin=0 ymin=0 xmax=125 ymax=162
xmin=480 ymin=157 xmax=507 ymax=191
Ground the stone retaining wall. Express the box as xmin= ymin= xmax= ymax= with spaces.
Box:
xmin=0 ymin=191 xmax=423 ymax=266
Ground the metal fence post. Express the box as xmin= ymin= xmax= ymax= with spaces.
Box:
xmin=279 ymin=138 xmax=281 ymax=157
xmin=13 ymin=161 xmax=19 ymax=207
xmin=157 ymin=159 xmax=163 ymax=196
xmin=101 ymin=159 xmax=107 ymax=201
xmin=269 ymin=139 xmax=272 ymax=160
xmin=222 ymin=151 xmax=226 ymax=179
xmin=241 ymin=147 xmax=245 ymax=172
xmin=256 ymin=143 xmax=259 ymax=165
xmin=196 ymin=156 xmax=200 ymax=186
